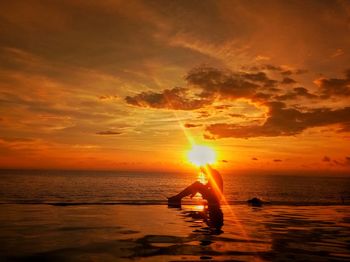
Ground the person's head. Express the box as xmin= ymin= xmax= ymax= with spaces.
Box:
xmin=200 ymin=165 xmax=207 ymax=173
xmin=200 ymin=165 xmax=216 ymax=176
xmin=200 ymin=164 xmax=213 ymax=171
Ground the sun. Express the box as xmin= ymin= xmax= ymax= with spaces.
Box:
xmin=187 ymin=145 xmax=216 ymax=167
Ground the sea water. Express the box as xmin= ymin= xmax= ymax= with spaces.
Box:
xmin=0 ymin=169 xmax=349 ymax=205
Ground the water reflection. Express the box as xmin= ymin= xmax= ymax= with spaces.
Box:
xmin=1 ymin=204 xmax=348 ymax=261
xmin=169 ymin=203 xmax=224 ymax=235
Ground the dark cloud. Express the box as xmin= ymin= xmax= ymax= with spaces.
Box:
xmin=184 ymin=123 xmax=202 ymax=128
xmin=281 ymin=77 xmax=297 ymax=84
xmin=323 ymin=156 xmax=332 ymax=162
xmin=275 ymin=87 xmax=317 ymax=101
xmin=214 ymin=104 xmax=232 ymax=110
xmin=125 ymin=87 xmax=212 ymax=110
xmin=197 ymin=111 xmax=211 ymax=118
xmin=323 ymin=156 xmax=331 ymax=162
xmin=205 ymin=102 xmax=350 ymax=138
xmin=126 ymin=66 xmax=279 ymax=110
xmin=281 ymin=70 xmax=293 ymax=76
xmin=185 ymin=67 xmax=261 ymax=99
xmin=263 ymin=64 xmax=283 ymax=71
xmin=331 ymin=157 xmax=350 ymax=166
xmin=251 ymin=65 xmax=307 ymax=76
xmin=99 ymin=95 xmax=118 ymax=100
xmin=241 ymin=72 xmax=277 ymax=87
xmin=316 ymin=69 xmax=350 ymax=98
xmin=125 ymin=66 xmax=350 ymax=139
xmin=274 ymin=159 xmax=282 ymax=162
xmin=333 ymin=159 xmax=341 ymax=165
xmin=229 ymin=113 xmax=246 ymax=118
xmin=346 ymin=156 xmax=350 ymax=165
xmin=96 ymin=130 xmax=122 ymax=135
xmin=221 ymin=159 xmax=228 ymax=163
xmin=281 ymin=69 xmax=307 ymax=76
xmin=125 ymin=66 xmax=314 ymax=112
xmin=268 ymin=87 xmax=281 ymax=93
xmin=252 ymin=157 xmax=258 ymax=160
xmin=252 ymin=92 xmax=273 ymax=101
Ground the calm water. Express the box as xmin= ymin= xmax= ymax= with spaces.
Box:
xmin=0 ymin=169 xmax=349 ymax=205
xmin=1 ymin=204 xmax=349 ymax=261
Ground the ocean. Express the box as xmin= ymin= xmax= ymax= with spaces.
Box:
xmin=0 ymin=169 xmax=349 ymax=205
xmin=1 ymin=169 xmax=350 ymax=261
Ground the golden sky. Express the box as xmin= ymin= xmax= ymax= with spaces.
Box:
xmin=0 ymin=0 xmax=349 ymax=173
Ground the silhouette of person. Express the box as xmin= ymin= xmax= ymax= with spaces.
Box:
xmin=183 ymin=204 xmax=224 ymax=235
xmin=168 ymin=164 xmax=223 ymax=206
xmin=206 ymin=204 xmax=224 ymax=233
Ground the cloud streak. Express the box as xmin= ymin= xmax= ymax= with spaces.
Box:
xmin=125 ymin=87 xmax=213 ymax=110
xmin=96 ymin=131 xmax=122 ymax=135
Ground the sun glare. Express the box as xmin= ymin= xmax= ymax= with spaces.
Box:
xmin=187 ymin=145 xmax=216 ymax=167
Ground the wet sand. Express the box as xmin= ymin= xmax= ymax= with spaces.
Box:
xmin=0 ymin=204 xmax=349 ymax=261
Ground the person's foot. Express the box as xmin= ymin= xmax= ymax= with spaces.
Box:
xmin=167 ymin=196 xmax=181 ymax=207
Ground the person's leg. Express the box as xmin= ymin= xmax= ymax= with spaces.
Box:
xmin=168 ymin=181 xmax=206 ymax=201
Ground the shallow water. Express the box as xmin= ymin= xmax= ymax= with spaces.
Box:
xmin=0 ymin=169 xmax=349 ymax=204
xmin=0 ymin=204 xmax=349 ymax=261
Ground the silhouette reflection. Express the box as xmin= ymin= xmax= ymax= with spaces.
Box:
xmin=206 ymin=204 xmax=224 ymax=233
xmin=169 ymin=203 xmax=224 ymax=235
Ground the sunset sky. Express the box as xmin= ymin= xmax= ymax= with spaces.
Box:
xmin=0 ymin=0 xmax=349 ymax=173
